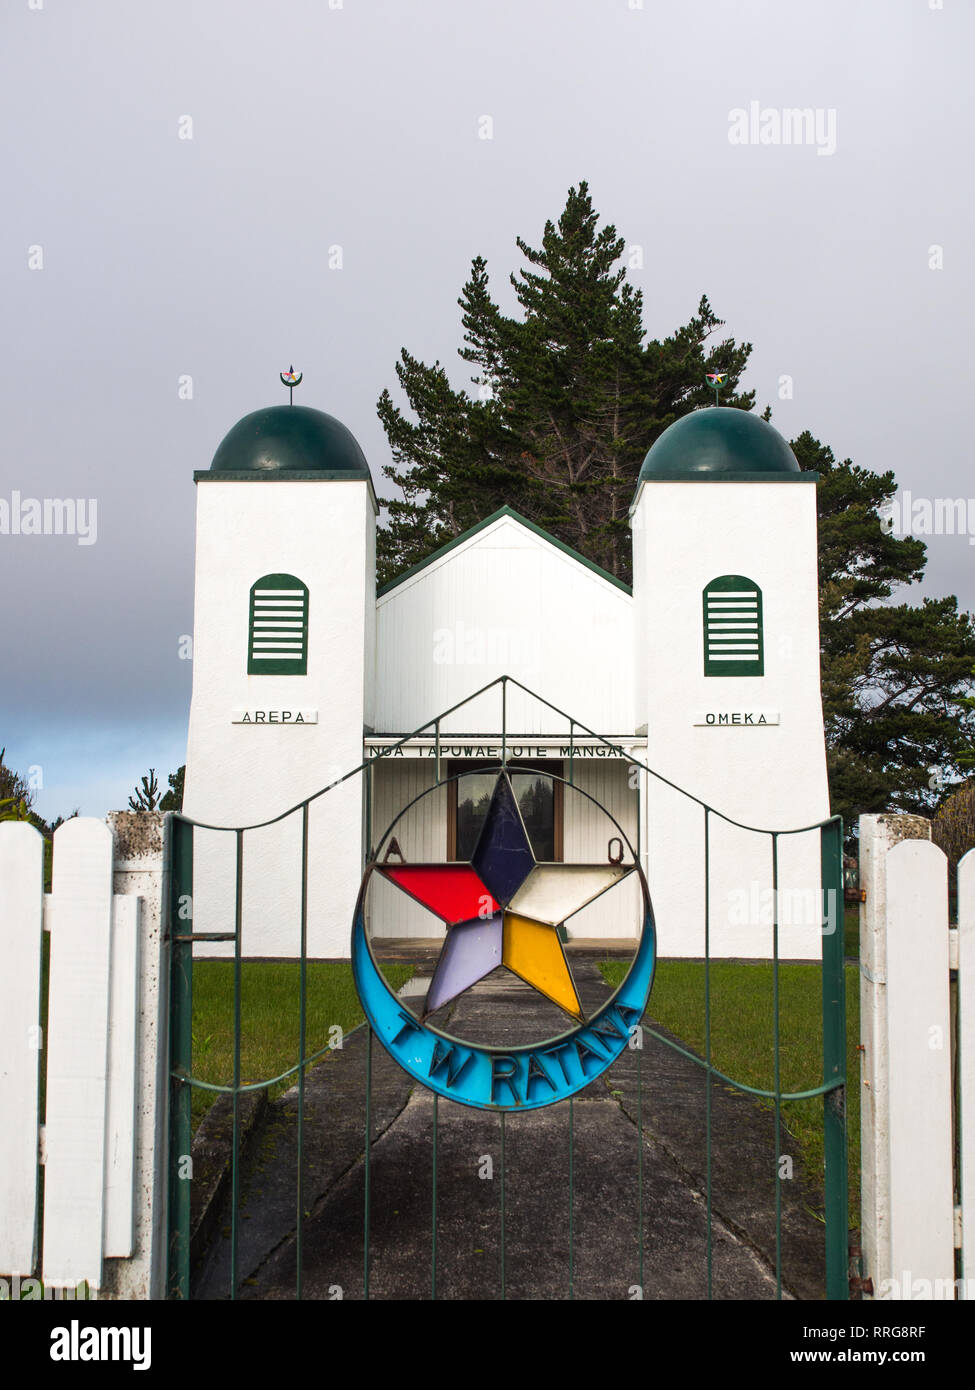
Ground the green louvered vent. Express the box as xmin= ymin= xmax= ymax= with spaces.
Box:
xmin=248 ymin=573 xmax=309 ymax=675
xmin=703 ymin=575 xmax=763 ymax=677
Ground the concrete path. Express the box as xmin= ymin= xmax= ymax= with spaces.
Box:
xmin=192 ymin=962 xmax=828 ymax=1301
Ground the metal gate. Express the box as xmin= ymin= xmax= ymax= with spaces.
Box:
xmin=165 ymin=676 xmax=848 ymax=1300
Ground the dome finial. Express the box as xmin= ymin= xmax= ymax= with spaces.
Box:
xmin=705 ymin=371 xmax=728 ymax=407
xmin=280 ymin=365 xmax=303 ymax=405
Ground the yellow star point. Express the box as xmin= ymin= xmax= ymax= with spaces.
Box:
xmin=502 ymin=912 xmax=583 ymax=1021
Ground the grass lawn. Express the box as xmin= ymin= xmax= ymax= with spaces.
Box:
xmin=600 ymin=959 xmax=861 ymax=1229
xmin=189 ymin=960 xmax=413 ymax=1129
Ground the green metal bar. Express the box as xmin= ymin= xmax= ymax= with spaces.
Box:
xmin=364 ymin=1025 xmax=372 ymax=1301
xmin=177 ymin=1014 xmax=369 ymax=1096
xmin=296 ymin=803 xmax=309 ymax=1300
xmin=230 ymin=829 xmax=243 ymax=1302
xmin=638 ymin=1027 xmax=843 ymax=1102
xmin=167 ymin=815 xmax=193 ymax=1300
xmin=434 ymin=719 xmax=441 ymax=785
xmin=177 ymin=1040 xmax=360 ymax=1093
xmin=704 ymin=808 xmax=712 ymax=1301
xmin=500 ymin=1111 xmax=506 ymax=1301
xmin=821 ymin=818 xmax=849 ymax=1300
xmin=772 ymin=832 xmax=782 ymax=1301
xmin=431 ymin=1092 xmax=438 ymax=1301
xmin=569 ymin=721 xmax=574 ymax=786
xmin=568 ymin=1097 xmax=574 ymax=1300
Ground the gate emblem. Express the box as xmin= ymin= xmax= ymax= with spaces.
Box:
xmin=352 ymin=769 xmax=656 ymax=1109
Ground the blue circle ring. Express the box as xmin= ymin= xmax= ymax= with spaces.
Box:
xmin=351 ymin=771 xmax=657 ymax=1111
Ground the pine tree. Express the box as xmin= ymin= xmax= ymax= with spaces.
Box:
xmin=129 ymin=769 xmax=161 ymax=812
xmin=793 ymin=432 xmax=975 ymax=824
xmin=377 ymin=182 xmax=752 ymax=586
xmin=160 ymin=765 xmax=185 ymax=813
xmin=376 ymin=184 xmax=975 ymax=824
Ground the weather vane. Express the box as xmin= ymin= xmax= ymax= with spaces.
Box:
xmin=280 ymin=365 xmax=303 ymax=405
xmin=706 ymin=371 xmax=728 ymax=406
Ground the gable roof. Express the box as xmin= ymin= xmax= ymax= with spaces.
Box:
xmin=376 ymin=506 xmax=631 ymax=598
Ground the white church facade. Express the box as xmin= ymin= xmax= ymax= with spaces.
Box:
xmin=182 ymin=402 xmax=831 ymax=961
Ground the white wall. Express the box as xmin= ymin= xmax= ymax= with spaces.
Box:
xmin=374 ymin=513 xmax=633 ymax=738
xmin=183 ymin=477 xmax=376 ymax=958
xmin=632 ymin=480 xmax=829 ymax=959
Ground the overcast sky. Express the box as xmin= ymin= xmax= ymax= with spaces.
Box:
xmin=2 ymin=0 xmax=972 ymax=822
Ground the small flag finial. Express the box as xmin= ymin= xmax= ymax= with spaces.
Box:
xmin=706 ymin=371 xmax=728 ymax=407
xmin=280 ymin=365 xmax=303 ymax=405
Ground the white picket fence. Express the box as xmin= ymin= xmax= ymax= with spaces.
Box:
xmin=859 ymin=814 xmax=975 ymax=1299
xmin=0 ymin=814 xmax=169 ymax=1297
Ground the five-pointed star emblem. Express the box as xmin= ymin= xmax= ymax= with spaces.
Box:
xmin=375 ymin=772 xmax=634 ymax=1022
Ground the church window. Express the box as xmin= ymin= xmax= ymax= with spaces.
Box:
xmin=448 ymin=760 xmax=563 ymax=862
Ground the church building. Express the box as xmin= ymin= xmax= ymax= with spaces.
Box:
xmin=181 ymin=400 xmax=830 ymax=961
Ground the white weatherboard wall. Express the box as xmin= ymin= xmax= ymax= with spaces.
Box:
xmin=183 ymin=477 xmax=376 ymax=958
xmin=368 ymin=762 xmax=445 ymax=940
xmin=375 ymin=513 xmax=633 ymax=738
xmin=564 ymin=762 xmax=641 ymax=939
xmin=366 ymin=759 xmax=641 ymax=941
xmin=631 ymin=480 xmax=829 ymax=958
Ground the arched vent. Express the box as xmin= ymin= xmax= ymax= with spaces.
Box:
xmin=702 ymin=575 xmax=763 ymax=677
xmin=248 ymin=573 xmax=309 ymax=675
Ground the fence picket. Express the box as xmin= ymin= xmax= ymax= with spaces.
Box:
xmin=885 ymin=839 xmax=954 ymax=1294
xmin=103 ymin=895 xmax=141 ymax=1258
xmin=0 ymin=822 xmax=44 ymax=1276
xmin=959 ymin=850 xmax=975 ymax=1294
xmin=42 ymin=818 xmax=114 ymax=1289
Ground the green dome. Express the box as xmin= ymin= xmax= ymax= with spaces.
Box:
xmin=209 ymin=405 xmax=371 ymax=477
xmin=639 ymin=408 xmax=800 ymax=480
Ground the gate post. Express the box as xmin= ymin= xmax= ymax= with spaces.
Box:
xmin=99 ymin=811 xmax=171 ymax=1300
xmin=166 ymin=814 xmax=194 ymax=1299
xmin=821 ymin=817 xmax=849 ymax=1300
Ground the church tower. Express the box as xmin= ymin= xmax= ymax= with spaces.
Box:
xmin=629 ymin=408 xmax=830 ymax=958
xmin=182 ymin=399 xmax=377 ymax=957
